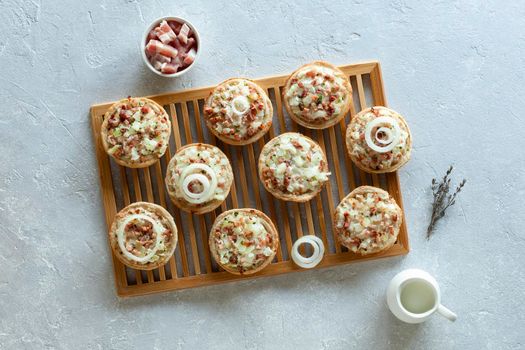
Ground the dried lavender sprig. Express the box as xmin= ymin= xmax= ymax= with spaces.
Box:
xmin=427 ymin=166 xmax=466 ymax=238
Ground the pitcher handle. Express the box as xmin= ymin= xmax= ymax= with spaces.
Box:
xmin=437 ymin=304 xmax=457 ymax=322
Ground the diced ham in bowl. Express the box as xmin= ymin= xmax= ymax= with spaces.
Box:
xmin=142 ymin=17 xmax=200 ymax=77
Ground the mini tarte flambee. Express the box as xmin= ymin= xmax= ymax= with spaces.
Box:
xmin=109 ymin=202 xmax=177 ymax=270
xmin=334 ymin=186 xmax=402 ymax=255
xmin=101 ymin=97 xmax=171 ymax=168
xmin=209 ymin=209 xmax=279 ymax=275
xmin=165 ymin=143 xmax=233 ymax=214
xmin=346 ymin=106 xmax=412 ymax=173
xmin=258 ymin=132 xmax=330 ymax=202
xmin=283 ymin=61 xmax=352 ymax=129
xmin=203 ymin=78 xmax=273 ymax=145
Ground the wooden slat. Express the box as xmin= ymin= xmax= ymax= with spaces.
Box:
xmin=116 ymin=166 xmax=132 ymax=284
xmin=221 ymin=144 xmax=239 ymax=208
xmin=131 ymin=169 xmax=142 ymax=202
xmin=119 ymin=167 xmax=131 ymax=206
xmin=193 ymin=100 xmax=205 ymax=142
xmin=344 ymin=94 xmax=357 ymax=190
xmin=328 ymin=127 xmax=345 ymax=201
xmin=143 ymin=168 xmax=154 ymax=202
xmin=91 ymin=114 xmax=128 ymax=289
xmin=270 ymin=87 xmax=295 ymax=257
xmin=273 ymin=87 xmax=287 ymax=133
xmin=194 ymin=101 xmax=215 ymax=273
xmin=169 ymin=104 xmax=190 ymax=277
xmin=236 ymin=147 xmax=251 ymax=207
xmin=341 ymin=99 xmax=357 ymax=190
xmin=90 ymin=61 xmax=410 ymax=296
xmin=142 ymin=167 xmax=156 ymax=283
xmin=181 ymin=102 xmax=202 ymax=275
xmin=257 ymin=137 xmax=283 ymax=262
xmin=158 ymin=146 xmax=178 ymax=279
xmin=247 ymin=145 xmax=263 ymax=210
xmin=316 ymin=130 xmax=340 ymax=253
xmin=154 ymin=161 xmax=168 ymax=280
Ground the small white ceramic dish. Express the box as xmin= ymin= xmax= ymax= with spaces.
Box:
xmin=141 ymin=16 xmax=201 ymax=78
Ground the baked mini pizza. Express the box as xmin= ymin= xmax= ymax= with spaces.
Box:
xmin=101 ymin=97 xmax=171 ymax=168
xmin=334 ymin=186 xmax=402 ymax=255
xmin=108 ymin=202 xmax=177 ymax=270
xmin=209 ymin=209 xmax=279 ymax=275
xmin=346 ymin=106 xmax=412 ymax=173
xmin=283 ymin=61 xmax=352 ymax=129
xmin=203 ymin=78 xmax=273 ymax=145
xmin=165 ymin=143 xmax=233 ymax=214
xmin=258 ymin=132 xmax=330 ymax=202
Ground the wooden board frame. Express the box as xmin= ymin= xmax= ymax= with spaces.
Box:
xmin=90 ymin=61 xmax=409 ymax=297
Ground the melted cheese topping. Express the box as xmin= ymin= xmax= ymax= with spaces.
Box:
xmin=204 ymin=79 xmax=271 ymax=142
xmin=113 ymin=206 xmax=174 ymax=265
xmin=285 ymin=65 xmax=350 ymax=125
xmin=347 ymin=107 xmax=411 ymax=171
xmin=212 ymin=211 xmax=276 ymax=273
xmin=166 ymin=144 xmax=231 ymax=206
xmin=260 ymin=133 xmax=330 ymax=196
xmin=335 ymin=188 xmax=401 ymax=254
xmin=104 ymin=98 xmax=170 ymax=164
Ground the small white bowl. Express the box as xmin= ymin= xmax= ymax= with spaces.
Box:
xmin=141 ymin=16 xmax=201 ymax=78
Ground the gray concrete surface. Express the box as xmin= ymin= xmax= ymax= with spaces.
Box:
xmin=1 ymin=0 xmax=524 ymax=349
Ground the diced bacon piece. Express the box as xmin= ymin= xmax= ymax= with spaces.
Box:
xmin=156 ymin=20 xmax=177 ymax=44
xmin=153 ymin=54 xmax=171 ymax=64
xmin=145 ymin=39 xmax=178 ymax=58
xmin=183 ymin=37 xmax=196 ymax=51
xmin=161 ymin=63 xmax=179 ymax=74
xmin=152 ymin=60 xmax=163 ymax=70
xmin=149 ymin=53 xmax=171 ymax=70
xmin=145 ymin=41 xmax=157 ymax=55
xmin=177 ymin=23 xmax=191 ymax=44
xmin=172 ymin=55 xmax=182 ymax=67
xmin=171 ymin=37 xmax=184 ymax=52
xmin=147 ymin=29 xmax=158 ymax=41
xmin=168 ymin=21 xmax=182 ymax=34
xmin=183 ymin=48 xmax=196 ymax=66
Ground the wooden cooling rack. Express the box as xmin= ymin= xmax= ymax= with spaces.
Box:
xmin=90 ymin=61 xmax=409 ymax=297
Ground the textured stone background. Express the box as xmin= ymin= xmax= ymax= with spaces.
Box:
xmin=1 ymin=0 xmax=524 ymax=349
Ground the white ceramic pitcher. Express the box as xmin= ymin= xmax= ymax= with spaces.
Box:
xmin=386 ymin=269 xmax=457 ymax=324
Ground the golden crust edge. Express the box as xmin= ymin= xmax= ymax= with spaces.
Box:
xmin=100 ymin=97 xmax=171 ymax=168
xmin=208 ymin=208 xmax=279 ymax=276
xmin=345 ymin=106 xmax=412 ymax=174
xmin=333 ymin=185 xmax=403 ymax=255
xmin=282 ymin=61 xmax=353 ymax=130
xmin=108 ymin=201 xmax=178 ymax=271
xmin=203 ymin=78 xmax=273 ymax=146
xmin=257 ymin=132 xmax=329 ymax=202
xmin=165 ymin=143 xmax=233 ymax=215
